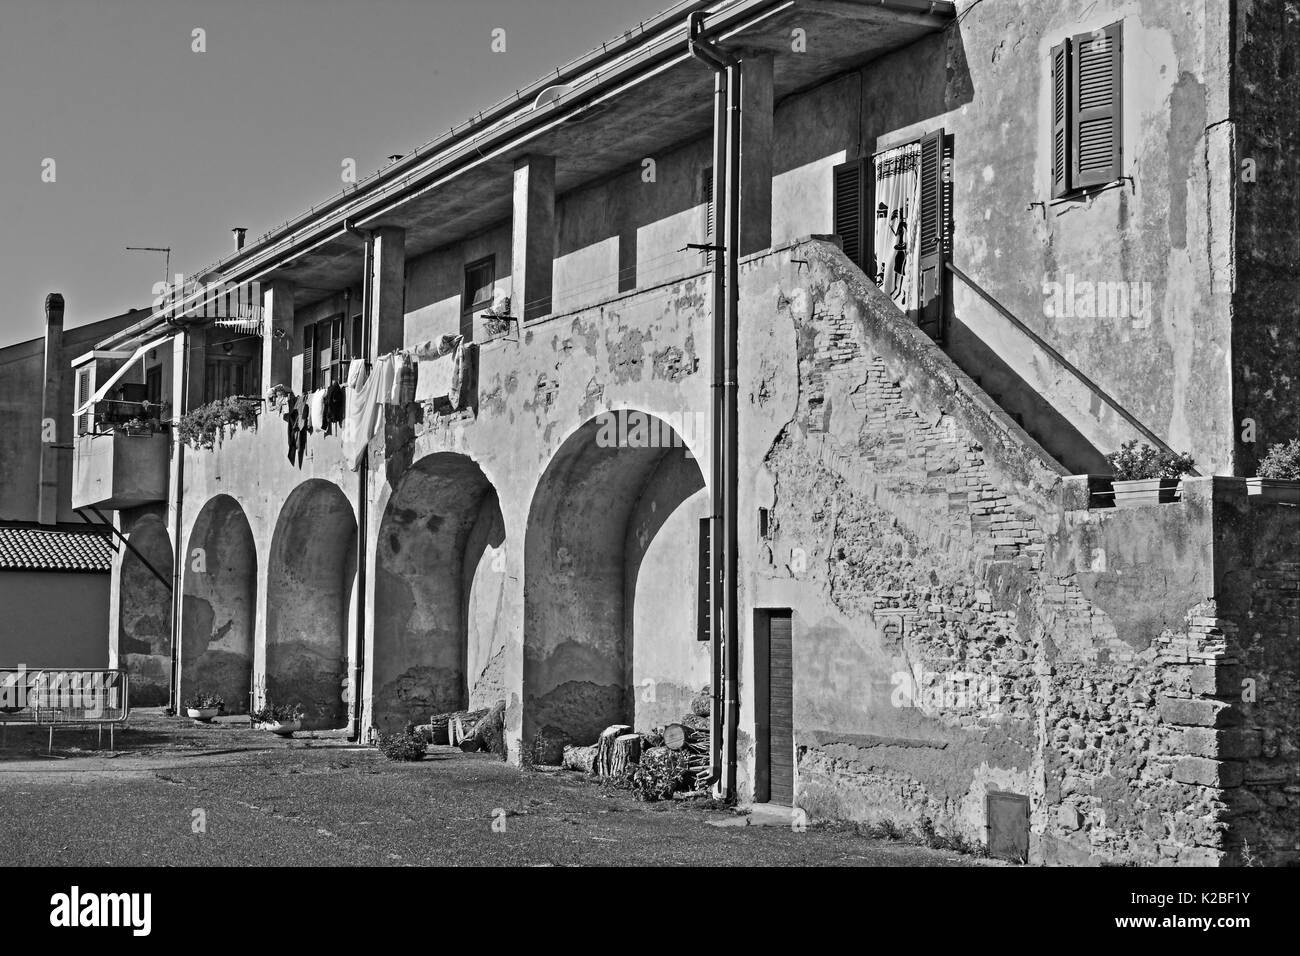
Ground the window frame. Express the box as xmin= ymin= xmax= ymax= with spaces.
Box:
xmin=462 ymin=256 xmax=496 ymax=315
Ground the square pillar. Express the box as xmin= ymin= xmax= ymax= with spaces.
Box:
xmin=369 ymin=227 xmax=406 ymax=357
xmin=261 ymin=279 xmax=295 ymax=394
xmin=739 ymin=52 xmax=774 ymax=258
xmin=511 ymin=155 xmax=555 ymax=322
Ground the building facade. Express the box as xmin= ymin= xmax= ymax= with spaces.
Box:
xmin=0 ymin=295 xmax=148 ymax=671
xmin=74 ymin=0 xmax=1297 ymax=864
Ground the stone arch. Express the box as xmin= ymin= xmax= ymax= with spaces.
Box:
xmin=182 ymin=495 xmax=256 ymax=713
xmin=266 ymin=479 xmax=357 ymax=730
xmin=116 ymin=514 xmax=173 ymax=707
xmin=523 ymin=409 xmax=709 ymax=762
xmin=373 ymin=452 xmax=506 ymax=733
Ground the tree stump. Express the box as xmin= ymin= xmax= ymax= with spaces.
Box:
xmin=609 ymin=734 xmax=642 ymax=778
xmin=457 ymin=701 xmax=507 ymax=757
xmin=594 ymin=724 xmax=633 ymax=777
xmin=562 ymin=744 xmax=597 ymax=773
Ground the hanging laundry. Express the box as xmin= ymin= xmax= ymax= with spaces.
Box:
xmin=282 ymin=391 xmax=299 ymax=463
xmin=415 ymin=347 xmax=456 ymax=406
xmin=310 ymin=389 xmax=327 ymax=433
xmin=413 ymin=333 xmax=460 ymax=360
xmin=324 ymin=380 xmax=344 ymax=435
xmin=390 ymin=351 xmax=417 ymax=405
xmin=345 ymin=353 xmax=393 ymax=470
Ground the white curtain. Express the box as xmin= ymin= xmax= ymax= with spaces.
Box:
xmin=871 ymin=142 xmax=922 ymax=311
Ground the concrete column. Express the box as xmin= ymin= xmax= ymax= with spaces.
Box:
xmin=738 ymin=52 xmax=774 ymax=258
xmin=368 ymin=227 xmax=406 ymax=358
xmin=261 ymin=279 xmax=295 ymax=393
xmin=38 ymin=293 xmax=64 ymax=526
xmin=511 ymin=155 xmax=556 ymax=322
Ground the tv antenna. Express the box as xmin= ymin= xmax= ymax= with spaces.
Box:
xmin=125 ymin=246 xmax=172 ymax=286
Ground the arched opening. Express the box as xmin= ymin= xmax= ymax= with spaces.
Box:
xmin=524 ymin=409 xmax=709 ymax=762
xmin=116 ymin=515 xmax=173 ymax=707
xmin=373 ymin=453 xmax=505 ymax=733
xmin=182 ymin=495 xmax=256 ymax=713
xmin=266 ymin=479 xmax=356 ymax=730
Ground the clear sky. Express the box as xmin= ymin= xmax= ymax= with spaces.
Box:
xmin=0 ymin=0 xmax=671 ymax=347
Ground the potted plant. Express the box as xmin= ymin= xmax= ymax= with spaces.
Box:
xmin=185 ymin=691 xmax=224 ymax=722
xmin=250 ymin=701 xmax=306 ymax=737
xmin=1105 ymin=440 xmax=1196 ymax=508
xmin=1248 ymin=439 xmax=1300 ymax=504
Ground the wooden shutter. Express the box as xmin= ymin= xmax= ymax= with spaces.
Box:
xmin=702 ymin=166 xmax=715 ymax=267
xmin=1072 ymin=21 xmax=1122 ymax=190
xmin=330 ymin=315 xmax=343 ymax=384
xmin=768 ymin=612 xmax=794 ymax=805
xmin=1050 ymin=39 xmax=1071 ymax=198
xmin=76 ymin=367 xmax=91 ymax=436
xmin=833 ymin=159 xmax=865 ymax=269
xmin=915 ymin=128 xmax=949 ymax=341
xmin=697 ymin=517 xmax=711 ymax=642
xmin=301 ymin=323 xmax=315 ymax=393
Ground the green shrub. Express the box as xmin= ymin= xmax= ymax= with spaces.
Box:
xmin=186 ymin=691 xmax=224 ymax=710
xmin=377 ymin=729 xmax=427 ymax=761
xmin=1106 ymin=440 xmax=1195 ymax=480
xmin=1257 ymin=439 xmax=1300 ymax=480
xmin=250 ymin=701 xmax=304 ymax=724
xmin=632 ymin=747 xmax=690 ymax=802
xmin=177 ymin=396 xmax=260 ymax=450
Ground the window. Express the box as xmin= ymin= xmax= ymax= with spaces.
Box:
xmin=301 ymin=314 xmax=347 ymax=392
xmin=146 ymin=365 xmax=163 ymax=406
xmin=1051 ymin=21 xmax=1123 ymax=199
xmin=204 ymin=358 xmax=247 ymax=404
xmin=463 ymin=257 xmax=495 ymax=314
xmin=833 ymin=127 xmax=949 ymax=340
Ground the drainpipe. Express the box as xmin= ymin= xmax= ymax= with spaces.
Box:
xmin=165 ymin=312 xmax=188 ymax=714
xmin=344 ymin=219 xmax=372 ymax=742
xmin=689 ymin=12 xmax=740 ymax=801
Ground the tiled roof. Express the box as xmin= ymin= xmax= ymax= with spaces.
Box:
xmin=0 ymin=526 xmax=112 ymax=573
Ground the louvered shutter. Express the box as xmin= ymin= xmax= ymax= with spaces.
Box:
xmin=76 ymin=367 xmax=91 ymax=436
xmin=302 ymin=323 xmax=315 ymax=393
xmin=703 ymin=166 xmax=715 ymax=267
xmin=1050 ymin=39 xmax=1071 ymax=198
xmin=833 ymin=160 xmax=865 ymax=269
xmin=915 ymin=128 xmax=948 ymax=341
xmin=1072 ymin=22 xmax=1122 ymax=190
xmin=697 ymin=517 xmax=711 ymax=642
xmin=330 ymin=315 xmax=343 ymax=384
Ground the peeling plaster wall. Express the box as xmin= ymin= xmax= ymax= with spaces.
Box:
xmin=854 ymin=0 xmax=1236 ymax=474
xmin=738 ymin=239 xmax=1275 ymax=865
xmin=266 ymin=479 xmax=356 ymax=730
xmin=110 ymin=510 xmax=172 ymax=706
xmin=180 ymin=495 xmax=255 ymax=713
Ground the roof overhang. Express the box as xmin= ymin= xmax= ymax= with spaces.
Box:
xmin=101 ymin=0 xmax=954 ymax=349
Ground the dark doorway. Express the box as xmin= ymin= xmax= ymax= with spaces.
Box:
xmin=754 ymin=609 xmax=794 ymax=805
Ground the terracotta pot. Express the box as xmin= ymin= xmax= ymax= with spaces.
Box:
xmin=1112 ymin=478 xmax=1180 ymax=508
xmin=1246 ymin=477 xmax=1300 ymax=504
xmin=187 ymin=707 xmax=219 ymax=722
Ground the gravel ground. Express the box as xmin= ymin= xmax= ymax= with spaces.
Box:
xmin=0 ymin=710 xmax=991 ymax=867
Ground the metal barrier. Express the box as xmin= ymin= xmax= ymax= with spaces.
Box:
xmin=0 ymin=667 xmax=130 ymax=752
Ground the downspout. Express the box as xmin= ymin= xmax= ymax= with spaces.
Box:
xmin=344 ymin=219 xmax=372 ymax=743
xmin=165 ymin=314 xmax=188 ymax=714
xmin=689 ymin=12 xmax=740 ymax=800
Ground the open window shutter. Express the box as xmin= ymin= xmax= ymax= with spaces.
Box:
xmin=1050 ymin=39 xmax=1071 ymax=198
xmin=702 ymin=166 xmax=715 ymax=267
xmin=302 ymin=323 xmax=315 ymax=393
xmin=697 ymin=517 xmax=711 ymax=642
xmin=833 ymin=159 xmax=865 ymax=269
xmin=330 ymin=316 xmax=343 ymax=382
xmin=76 ymin=367 xmax=91 ymax=436
xmin=1072 ymin=22 xmax=1122 ymax=190
xmin=915 ymin=128 xmax=948 ymax=341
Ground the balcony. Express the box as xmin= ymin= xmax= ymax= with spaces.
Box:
xmin=72 ymin=403 xmax=170 ymax=510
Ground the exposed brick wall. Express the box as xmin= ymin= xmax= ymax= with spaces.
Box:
xmin=757 ymin=242 xmax=1275 ymax=864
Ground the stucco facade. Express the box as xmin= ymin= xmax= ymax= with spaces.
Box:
xmin=80 ymin=0 xmax=1297 ymax=865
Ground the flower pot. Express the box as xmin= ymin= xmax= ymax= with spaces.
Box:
xmin=187 ymin=707 xmax=220 ymax=722
xmin=1246 ymin=477 xmax=1300 ymax=504
xmin=262 ymin=719 xmax=301 ymax=737
xmin=1112 ymin=477 xmax=1181 ymax=508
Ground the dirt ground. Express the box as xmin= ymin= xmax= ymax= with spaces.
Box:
xmin=0 ymin=709 xmax=993 ymax=867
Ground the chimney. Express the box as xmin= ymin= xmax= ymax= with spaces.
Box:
xmin=232 ymin=227 xmax=247 ymax=251
xmin=38 ymin=293 xmax=65 ymax=526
